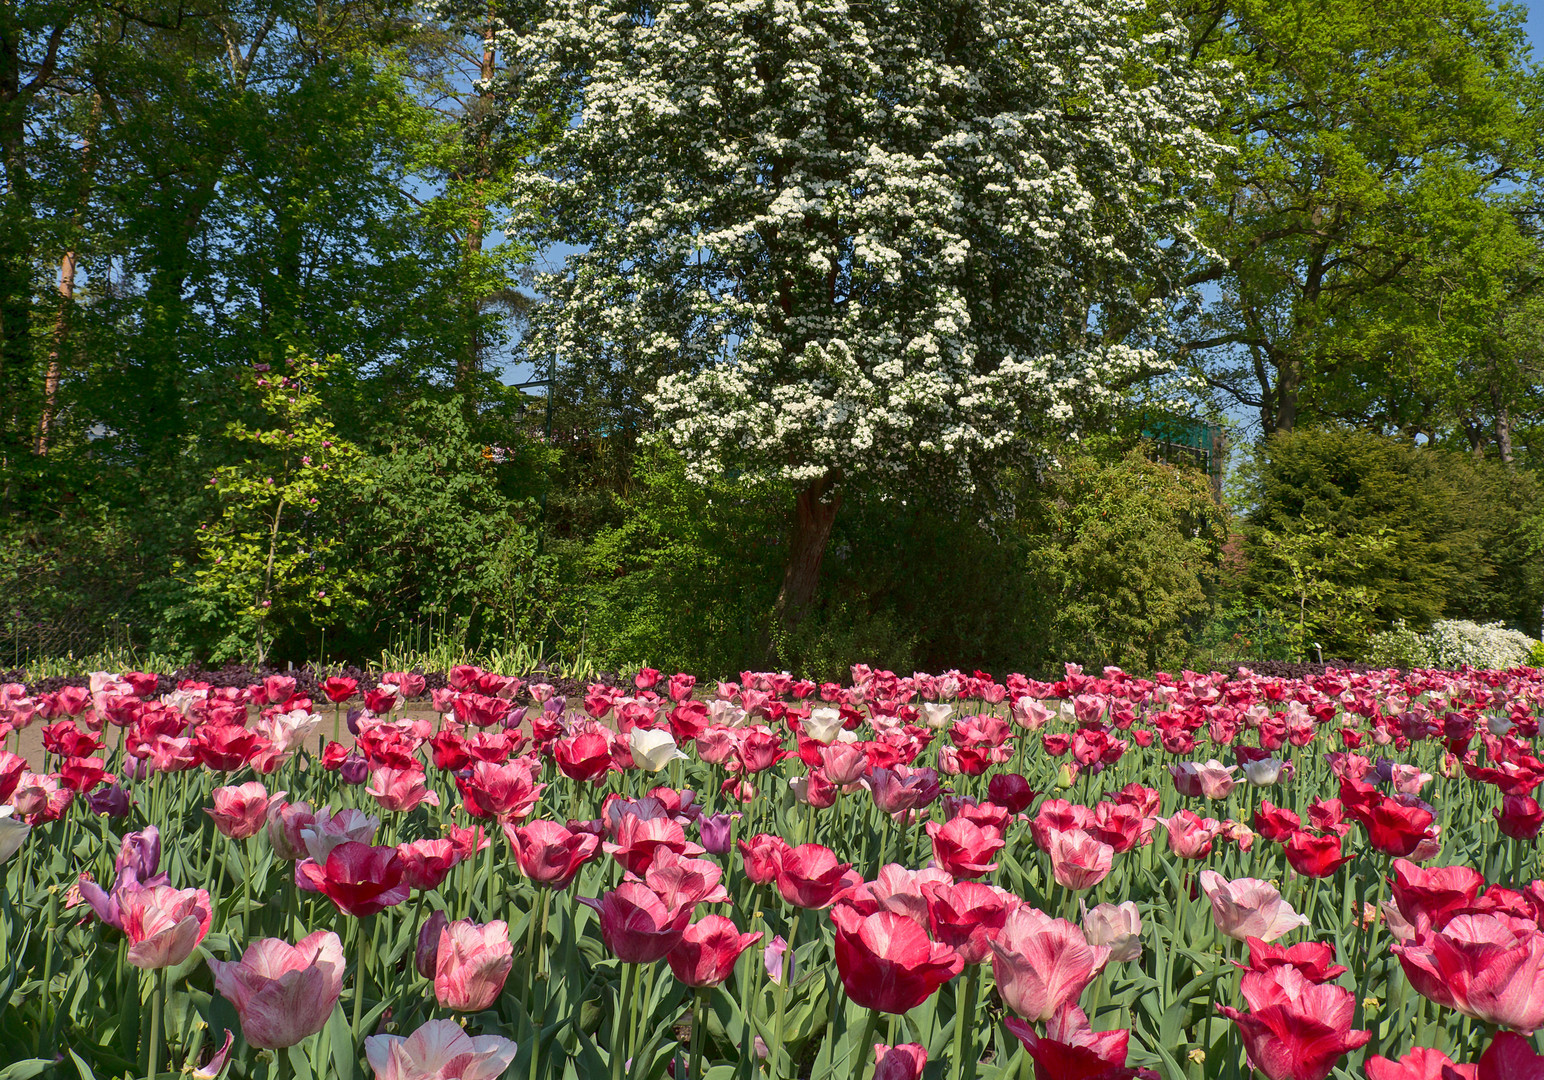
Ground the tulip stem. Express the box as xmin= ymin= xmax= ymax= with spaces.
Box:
xmin=687 ymin=987 xmax=707 ymax=1080
xmin=146 ymin=968 xmax=163 ymax=1079
xmin=851 ymin=1009 xmax=881 ymax=1080
xmin=771 ymin=912 xmax=797 ymax=1078
xmin=612 ymin=963 xmax=636 ymax=1080
xmin=353 ymin=916 xmax=370 ymax=1040
xmin=485 ymin=822 xmax=499 ymax=918
xmin=949 ymin=965 xmax=982 ymax=1080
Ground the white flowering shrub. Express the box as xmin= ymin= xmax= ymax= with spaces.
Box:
xmin=511 ymin=0 xmax=1228 ymax=493
xmin=1424 ymin=619 xmax=1538 ymax=671
xmin=1362 ymin=620 xmax=1433 ymax=669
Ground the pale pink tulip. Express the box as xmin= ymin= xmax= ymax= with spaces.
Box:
xmin=990 ymin=906 xmax=1109 ymax=1021
xmin=1047 ymin=828 xmax=1114 ymax=891
xmin=208 ymin=930 xmax=344 ymax=1047
xmin=1198 ymin=870 xmax=1310 ymax=942
xmin=365 ymin=1019 xmax=518 ymax=1080
xmin=433 ymin=919 xmax=513 ymax=1012
xmin=119 ymin=885 xmax=213 ymax=969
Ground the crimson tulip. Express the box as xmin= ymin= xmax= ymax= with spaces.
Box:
xmin=830 ymin=904 xmax=962 ymax=1014
xmin=924 ymin=817 xmax=1004 ymax=880
xmin=1217 ymin=967 xmax=1370 ymax=1080
xmin=666 ymin=915 xmax=762 ymax=987
xmin=1004 ymin=1002 xmax=1138 ymax=1080
xmin=1496 ymin=796 xmax=1544 ymax=840
xmin=579 ymin=882 xmax=692 ymax=964
xmin=505 ymin=819 xmax=601 ymax=889
xmin=1394 ymin=913 xmax=1544 ymax=1031
xmin=738 ymin=833 xmax=791 ymax=884
xmin=1365 ymin=1047 xmax=1476 ymax=1080
xmin=924 ymin=879 xmax=1017 ymax=964
xmin=295 ymin=841 xmax=410 ymax=917
xmin=1238 ymin=937 xmax=1347 ymax=983
xmin=774 ymin=844 xmax=861 ymax=909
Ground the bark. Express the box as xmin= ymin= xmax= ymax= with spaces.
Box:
xmin=37 ymin=93 xmax=101 ymax=455
xmin=774 ymin=470 xmax=842 ymax=633
xmin=1492 ymin=381 xmax=1514 ymax=466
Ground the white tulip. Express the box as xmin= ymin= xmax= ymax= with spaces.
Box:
xmin=1242 ymin=758 xmax=1286 ymax=786
xmin=804 ymin=707 xmax=845 ymax=743
xmin=631 ymin=728 xmax=688 ymax=772
xmin=920 ymin=703 xmax=953 ymax=729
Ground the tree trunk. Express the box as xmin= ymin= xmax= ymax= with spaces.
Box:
xmin=774 ymin=470 xmax=842 ymax=633
xmin=37 ymin=92 xmax=101 ymax=455
xmin=1492 ymin=382 xmax=1514 ymax=466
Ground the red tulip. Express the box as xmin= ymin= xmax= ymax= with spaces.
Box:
xmin=456 ymin=759 xmax=545 ymax=822
xmin=986 ymin=773 xmax=1037 ymax=813
xmin=395 ymin=839 xmax=461 ymax=891
xmin=1478 ymin=1032 xmax=1544 ymax=1080
xmin=924 ymin=880 xmax=1017 ymax=964
xmin=924 ymin=817 xmax=1005 ymax=880
xmin=1004 ymin=1002 xmax=1137 ymax=1080
xmin=504 ymin=819 xmax=601 ymax=889
xmin=433 ymin=919 xmax=513 ymax=1012
xmin=195 ymin=724 xmax=269 ymax=772
xmin=872 ymin=1043 xmax=927 ymax=1080
xmin=603 ymin=814 xmax=703 ymax=876
xmin=1283 ymin=830 xmax=1353 ymax=878
xmin=579 ymin=882 xmax=693 ymax=964
xmin=1349 ymin=792 xmax=1435 ymax=857
xmin=1237 ymin=937 xmax=1347 ymax=983
xmin=207 ymin=782 xmax=283 ymax=840
xmin=208 ymin=930 xmax=344 ymax=1048
xmin=321 ymin=677 xmax=357 ymax=704
xmin=1253 ymin=800 xmax=1302 ymax=843
xmin=1496 ymin=796 xmax=1544 ymax=840
xmin=830 ymin=903 xmax=963 ymax=1014
xmin=666 ymin=915 xmax=763 ymax=986
xmin=990 ymin=906 xmax=1108 ymax=1021
xmin=295 ymin=841 xmax=410 ymax=917
xmin=775 ymin=844 xmax=862 ymax=909
xmin=1391 ymin=859 xmax=1486 ymax=931
xmin=555 ymin=731 xmax=613 ymax=782
xmin=1394 ymin=913 xmax=1544 ymax=1031
xmin=119 ymin=884 xmax=213 ymax=969
xmin=1365 ymin=1047 xmax=1476 ymax=1080
xmin=1217 ymin=967 xmax=1370 ymax=1080
xmin=738 ymin=833 xmax=791 ymax=884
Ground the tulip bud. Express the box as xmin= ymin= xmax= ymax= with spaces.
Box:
xmin=698 ymin=813 xmax=734 ymax=855
xmin=416 ymin=910 xmax=448 ymax=979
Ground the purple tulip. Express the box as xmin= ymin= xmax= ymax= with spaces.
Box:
xmin=86 ymin=783 xmax=131 ymax=818
xmin=698 ymin=813 xmax=734 ymax=855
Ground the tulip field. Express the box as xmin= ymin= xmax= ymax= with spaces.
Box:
xmin=4 ymin=664 xmax=1544 ymax=1080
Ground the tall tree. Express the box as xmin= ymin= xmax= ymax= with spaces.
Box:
xmin=1177 ymin=0 xmax=1544 ymax=438
xmin=514 ymin=0 xmax=1225 ymax=631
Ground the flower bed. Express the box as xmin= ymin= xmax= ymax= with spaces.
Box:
xmin=2 ymin=662 xmax=1543 ymax=1080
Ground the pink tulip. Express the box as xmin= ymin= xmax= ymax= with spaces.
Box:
xmin=208 ymin=930 xmax=344 ymax=1047
xmin=1156 ymin=810 xmax=1222 ymax=859
xmin=365 ymin=1019 xmax=518 ymax=1080
xmin=666 ymin=915 xmax=763 ymax=987
xmin=579 ymin=882 xmax=693 ymax=963
xmin=1047 ymin=828 xmax=1114 ymax=891
xmin=433 ymin=919 xmax=513 ymax=1012
xmin=1394 ymin=913 xmax=1544 ymax=1032
xmin=1198 ymin=870 xmax=1310 ymax=943
xmin=207 ymin=782 xmax=283 ymax=840
xmin=366 ymin=767 xmax=441 ymax=813
xmin=990 ymin=906 xmax=1109 ymax=1021
xmin=119 ymin=885 xmax=213 ymax=969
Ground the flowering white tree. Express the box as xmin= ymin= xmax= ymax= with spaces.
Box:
xmin=513 ymin=0 xmax=1226 ymax=627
